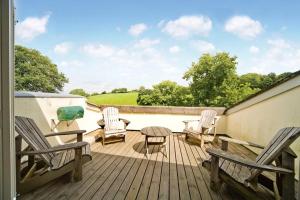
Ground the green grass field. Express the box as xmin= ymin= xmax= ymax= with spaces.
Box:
xmin=87 ymin=92 xmax=138 ymax=106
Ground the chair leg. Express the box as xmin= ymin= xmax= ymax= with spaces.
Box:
xmin=200 ymin=134 xmax=205 ymax=148
xmin=210 ymin=156 xmax=221 ymax=191
xmin=73 ymin=147 xmax=83 ymax=181
xmin=281 ymin=151 xmax=295 ymax=200
xmin=102 ymin=136 xmax=105 ymax=146
xmin=123 ymin=135 xmax=126 ymax=142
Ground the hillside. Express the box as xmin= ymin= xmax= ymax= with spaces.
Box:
xmin=87 ymin=92 xmax=138 ymax=106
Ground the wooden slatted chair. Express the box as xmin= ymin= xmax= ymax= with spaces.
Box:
xmin=202 ymin=127 xmax=300 ymax=200
xmin=101 ymin=107 xmax=127 ymax=145
xmin=183 ymin=109 xmax=219 ymax=147
xmin=15 ymin=116 xmax=92 ymax=195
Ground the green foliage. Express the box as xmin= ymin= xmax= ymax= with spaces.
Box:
xmin=101 ymin=91 xmax=107 ymax=94
xmin=87 ymin=92 xmax=138 ymax=105
xmin=136 ymin=88 xmax=154 ymax=105
xmin=69 ymin=88 xmax=89 ymax=97
xmin=240 ymin=72 xmax=292 ymax=90
xmin=111 ymin=88 xmax=128 ymax=93
xmin=15 ymin=45 xmax=68 ymax=92
xmin=240 ymin=73 xmax=263 ymax=89
xmin=137 ymin=80 xmax=194 ymax=106
xmin=91 ymin=92 xmax=100 ymax=96
xmin=183 ymin=52 xmax=257 ymax=107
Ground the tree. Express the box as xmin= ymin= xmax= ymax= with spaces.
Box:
xmin=91 ymin=92 xmax=100 ymax=96
xmin=137 ymin=81 xmax=193 ymax=106
xmin=111 ymin=88 xmax=127 ymax=93
xmin=240 ymin=72 xmax=292 ymax=91
xmin=240 ymin=73 xmax=263 ymax=89
xmin=15 ymin=45 xmax=68 ymax=92
xmin=260 ymin=73 xmax=277 ymax=90
xmin=183 ymin=52 xmax=257 ymax=107
xmin=69 ymin=88 xmax=89 ymax=97
xmin=137 ymin=88 xmax=155 ymax=105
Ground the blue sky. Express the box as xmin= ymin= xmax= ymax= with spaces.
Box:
xmin=15 ymin=0 xmax=300 ymax=92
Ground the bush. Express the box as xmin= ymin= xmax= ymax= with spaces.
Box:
xmin=69 ymin=88 xmax=89 ymax=97
xmin=137 ymin=81 xmax=194 ymax=106
xmin=111 ymin=88 xmax=127 ymax=93
xmin=91 ymin=92 xmax=100 ymax=96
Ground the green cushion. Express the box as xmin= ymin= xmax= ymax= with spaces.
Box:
xmin=57 ymin=106 xmax=84 ymax=121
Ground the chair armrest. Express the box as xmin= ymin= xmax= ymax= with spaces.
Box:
xmin=45 ymin=130 xmax=86 ymax=137
xmin=219 ymin=136 xmax=265 ymax=149
xmin=119 ymin=118 xmax=130 ymax=126
xmin=206 ymin=148 xmax=293 ymax=174
xmin=20 ymin=142 xmax=88 ymax=155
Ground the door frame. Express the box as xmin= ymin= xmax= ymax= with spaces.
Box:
xmin=0 ymin=0 xmax=15 ymax=199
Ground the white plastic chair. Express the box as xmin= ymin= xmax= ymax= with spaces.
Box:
xmin=183 ymin=110 xmax=219 ymax=147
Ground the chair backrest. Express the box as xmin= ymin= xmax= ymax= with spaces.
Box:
xmin=15 ymin=116 xmax=55 ymax=166
xmin=248 ymin=127 xmax=300 ymax=180
xmin=197 ymin=110 xmax=217 ymax=130
xmin=102 ymin=107 xmax=120 ymax=131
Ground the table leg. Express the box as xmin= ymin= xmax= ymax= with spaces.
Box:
xmin=162 ymin=136 xmax=168 ymax=158
xmin=165 ymin=138 xmax=168 ymax=158
xmin=145 ymin=136 xmax=149 ymax=159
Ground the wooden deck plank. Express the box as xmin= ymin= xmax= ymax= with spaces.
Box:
xmin=124 ymin=144 xmax=156 ymax=200
xmin=189 ymin=142 xmax=222 ymax=200
xmin=78 ymin=134 xmax=139 ymax=200
xmin=19 ymin=131 xmax=274 ymax=200
xmin=158 ymin=133 xmax=170 ymax=200
xmin=92 ymin=136 xmax=145 ymax=199
xmin=176 ymin=134 xmax=201 ymax=200
xmin=173 ymin=134 xmax=191 ymax=200
xmin=182 ymin=136 xmax=212 ymax=200
xmin=48 ymin=135 xmax=135 ymax=200
xmin=113 ymin=138 xmax=147 ymax=199
xmin=135 ymin=144 xmax=160 ymax=200
xmin=147 ymin=138 xmax=165 ymax=200
xmin=169 ymin=134 xmax=180 ymax=200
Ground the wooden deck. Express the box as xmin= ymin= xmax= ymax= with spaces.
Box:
xmin=19 ymin=131 xmax=259 ymax=200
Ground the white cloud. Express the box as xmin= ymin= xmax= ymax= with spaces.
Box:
xmin=249 ymin=46 xmax=259 ymax=54
xmin=133 ymin=38 xmax=160 ymax=48
xmin=16 ymin=14 xmax=50 ymax=41
xmin=128 ymin=23 xmax=148 ymax=36
xmin=225 ymin=16 xmax=263 ymax=39
xmin=60 ymin=60 xmax=84 ymax=67
xmin=162 ymin=15 xmax=212 ymax=38
xmin=267 ymin=39 xmax=290 ymax=48
xmin=77 ymin=42 xmax=184 ymax=91
xmin=157 ymin=20 xmax=165 ymax=28
xmin=191 ymin=40 xmax=215 ymax=53
xmin=81 ymin=44 xmax=116 ymax=58
xmin=247 ymin=38 xmax=300 ymax=73
xmin=54 ymin=42 xmax=72 ymax=55
xmin=169 ymin=46 xmax=180 ymax=53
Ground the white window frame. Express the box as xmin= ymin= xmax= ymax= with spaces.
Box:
xmin=0 ymin=0 xmax=16 ymax=199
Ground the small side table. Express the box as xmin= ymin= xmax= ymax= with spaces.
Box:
xmin=141 ymin=126 xmax=172 ymax=158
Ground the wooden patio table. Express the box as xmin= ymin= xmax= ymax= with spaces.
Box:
xmin=141 ymin=126 xmax=172 ymax=158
